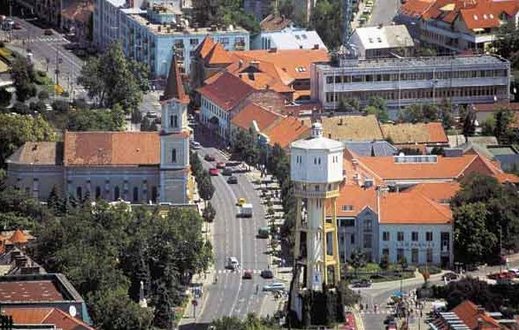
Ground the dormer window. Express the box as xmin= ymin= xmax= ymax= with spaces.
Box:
xmin=170 ymin=115 xmax=178 ymax=128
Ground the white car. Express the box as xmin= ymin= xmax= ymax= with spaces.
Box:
xmin=226 ymin=257 xmax=239 ymax=270
xmin=263 ymin=282 xmax=285 ymax=292
xmin=508 ymin=268 xmax=519 ymax=276
xmin=190 ymin=140 xmax=201 ymax=150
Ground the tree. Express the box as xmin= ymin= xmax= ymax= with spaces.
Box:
xmin=398 ymin=256 xmax=408 ymax=271
xmin=379 ymin=254 xmax=389 ymax=270
xmin=77 ymin=42 xmax=149 ymax=112
xmin=439 ymin=98 xmax=455 ymax=129
xmin=481 ymin=116 xmax=496 ymax=136
xmin=0 ymin=113 xmax=56 ymax=168
xmin=493 ymin=22 xmax=519 ymax=70
xmin=494 ymin=109 xmax=514 ymax=144
xmin=51 ymin=100 xmax=70 ymax=113
xmin=192 ymin=0 xmax=260 ymax=34
xmin=38 ymin=90 xmax=49 ymax=100
xmin=364 ymin=96 xmax=389 ymax=122
xmin=309 ymin=0 xmax=343 ymax=49
xmin=203 ymin=201 xmax=216 ymax=223
xmin=399 ymin=104 xmax=439 ymax=123
xmin=67 ymin=106 xmax=125 ymax=131
xmin=12 ymin=101 xmax=31 ymax=114
xmin=349 ymin=249 xmax=366 ymax=276
xmin=460 ymin=105 xmax=476 ymax=139
xmin=29 ymin=100 xmax=47 ymax=114
xmin=198 ymin=172 xmax=215 ymax=203
xmin=431 ymin=277 xmax=503 ymax=311
xmin=10 ymin=57 xmax=37 ymax=102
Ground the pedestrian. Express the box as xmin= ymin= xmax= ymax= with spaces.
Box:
xmin=256 ymin=284 xmax=259 ymax=294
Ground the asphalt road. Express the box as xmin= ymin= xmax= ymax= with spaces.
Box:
xmin=7 ymin=17 xmax=88 ymax=99
xmin=189 ymin=140 xmax=275 ymax=327
xmin=368 ymin=0 xmax=401 ymax=26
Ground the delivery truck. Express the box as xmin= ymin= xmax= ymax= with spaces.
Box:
xmin=238 ymin=203 xmax=253 ymax=218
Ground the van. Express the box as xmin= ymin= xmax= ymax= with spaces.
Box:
xmin=226 ymin=257 xmax=239 ymax=270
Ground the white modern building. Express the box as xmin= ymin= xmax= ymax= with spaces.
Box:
xmin=252 ymin=26 xmax=326 ymax=51
xmin=349 ymin=24 xmax=414 ymax=59
xmin=311 ymin=54 xmax=511 ymax=112
xmin=93 ymin=0 xmax=250 ymax=78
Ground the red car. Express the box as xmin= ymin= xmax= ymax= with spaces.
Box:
xmin=209 ymin=168 xmax=219 ymax=176
xmin=216 ymin=162 xmax=226 ymax=169
xmin=242 ymin=270 xmax=253 ymax=279
xmin=488 ymin=272 xmax=515 ymax=280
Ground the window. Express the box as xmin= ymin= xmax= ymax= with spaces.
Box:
xmin=342 ymin=205 xmax=353 ymax=211
xmin=114 ymin=186 xmax=120 ymax=200
xmin=350 ymin=235 xmax=355 ymax=244
xmin=427 ymin=248 xmax=433 ymax=263
xmin=314 ymin=185 xmax=319 ymax=191
xmin=172 ymin=149 xmax=177 ymax=163
xmin=382 ymin=231 xmax=390 ymax=241
xmin=190 ymin=38 xmax=199 ymax=45
xmin=412 ymin=232 xmax=418 ymax=241
xmin=382 ymin=248 xmax=389 ymax=256
xmin=151 ymin=186 xmax=158 ymax=203
xmin=397 ymin=248 xmax=404 ymax=261
xmin=76 ymin=186 xmax=82 ymax=200
xmin=426 ymin=232 xmax=433 ymax=241
xmin=412 ymin=248 xmax=419 ymax=264
xmin=364 ymin=219 xmax=372 ymax=232
xmin=364 ymin=234 xmax=372 ymax=248
xmin=397 ymin=231 xmax=404 ymax=241
xmin=95 ymin=186 xmax=101 ymax=199
xmin=170 ymin=115 xmax=178 ymax=128
xmin=133 ymin=187 xmax=139 ymax=202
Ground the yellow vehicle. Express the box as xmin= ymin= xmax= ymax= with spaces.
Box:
xmin=236 ymin=197 xmax=246 ymax=206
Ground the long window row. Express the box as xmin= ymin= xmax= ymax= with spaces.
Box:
xmin=72 ymin=182 xmax=158 ymax=203
xmin=382 ymin=231 xmax=434 ymax=242
xmin=325 ymin=85 xmax=503 ymax=103
xmin=325 ymin=68 xmax=507 ymax=84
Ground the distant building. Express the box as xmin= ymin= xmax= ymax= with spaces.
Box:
xmin=93 ymin=0 xmax=249 ymax=78
xmin=380 ymin=122 xmax=449 ymax=150
xmin=252 ymin=14 xmax=327 ymax=51
xmin=0 ymin=273 xmax=92 ymax=325
xmin=349 ymin=25 xmax=414 ymax=59
xmin=311 ymin=54 xmax=511 ymax=113
xmin=6 ymin=57 xmax=192 ymax=204
xmin=4 ymin=307 xmax=94 ymax=330
xmin=302 ymin=115 xmax=385 ymax=141
xmin=243 ymin=0 xmax=272 ymax=20
xmin=343 ymin=141 xmax=398 ymax=156
xmin=397 ymin=0 xmax=519 ymax=54
xmin=61 ymin=0 xmax=94 ymax=45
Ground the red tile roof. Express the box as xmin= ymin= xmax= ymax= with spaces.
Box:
xmin=379 ymin=191 xmax=452 ymax=224
xmin=472 ymin=102 xmax=519 ymax=112
xmin=0 ymin=280 xmax=63 ymax=302
xmin=451 ymin=300 xmax=501 ymax=330
xmin=64 ymin=131 xmax=160 ymax=166
xmin=162 ymin=55 xmax=189 ymax=104
xmin=381 ymin=122 xmax=448 ymax=144
xmin=197 ymin=72 xmax=255 ymax=111
xmin=406 ymin=182 xmax=460 ymax=203
xmin=9 ymin=229 xmax=28 ymax=244
xmin=205 ymin=42 xmax=234 ymax=65
xmin=4 ymin=307 xmax=94 ymax=330
xmin=231 ymin=102 xmax=283 ymax=131
xmin=332 ymin=184 xmax=377 ymax=217
xmin=263 ymin=116 xmax=311 ymax=148
xmin=195 ymin=36 xmax=216 ymax=59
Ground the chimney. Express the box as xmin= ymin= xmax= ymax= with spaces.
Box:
xmin=238 ymin=59 xmax=243 ymax=68
xmin=313 ymin=44 xmax=319 ymax=50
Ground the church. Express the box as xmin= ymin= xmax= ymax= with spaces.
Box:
xmin=6 ymin=56 xmax=193 ymax=205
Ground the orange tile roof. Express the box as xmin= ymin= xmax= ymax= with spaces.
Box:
xmin=4 ymin=307 xmax=94 ymax=330
xmin=263 ymin=117 xmax=311 ymax=148
xmin=399 ymin=0 xmax=436 ymax=17
xmin=231 ymin=102 xmax=283 ymax=131
xmin=405 ymin=182 xmax=460 ymax=203
xmin=356 ymin=154 xmax=478 ymax=181
xmin=64 ymin=131 xmax=161 ymax=166
xmin=162 ymin=54 xmax=189 ymax=104
xmin=379 ymin=191 xmax=452 ymax=224
xmin=472 ymin=102 xmax=519 ymax=112
xmin=451 ymin=300 xmax=501 ymax=330
xmin=331 ymin=184 xmax=377 ymax=217
xmin=229 ymin=49 xmax=329 ymax=81
xmin=381 ymin=122 xmax=448 ymax=144
xmin=205 ymin=42 xmax=234 ymax=65
xmin=9 ymin=229 xmax=28 ymax=244
xmin=197 ymin=72 xmax=255 ymax=111
xmin=260 ymin=14 xmax=293 ymax=32
xmin=195 ymin=36 xmax=216 ymax=59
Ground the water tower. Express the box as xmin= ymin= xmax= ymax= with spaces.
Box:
xmin=289 ymin=122 xmax=344 ymax=323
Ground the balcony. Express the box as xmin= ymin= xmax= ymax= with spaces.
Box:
xmin=294 ymin=189 xmax=340 ymax=199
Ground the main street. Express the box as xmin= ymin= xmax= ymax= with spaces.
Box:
xmin=368 ymin=0 xmax=401 ymax=26
xmin=6 ymin=17 xmax=88 ymax=99
xmin=182 ymin=131 xmax=279 ymax=328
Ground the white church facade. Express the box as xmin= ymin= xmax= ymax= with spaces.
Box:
xmin=6 ymin=56 xmax=192 ymax=205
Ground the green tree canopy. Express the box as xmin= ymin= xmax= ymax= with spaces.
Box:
xmin=192 ymin=0 xmax=260 ymax=34
xmin=309 ymin=0 xmax=342 ymax=49
xmin=0 ymin=113 xmax=56 ymax=168
xmin=10 ymin=57 xmax=37 ymax=102
xmin=363 ymin=96 xmax=389 ymax=122
xmin=77 ymin=42 xmax=149 ymax=112
xmin=399 ymin=104 xmax=439 ymax=123
xmin=67 ymin=104 xmax=125 ymax=131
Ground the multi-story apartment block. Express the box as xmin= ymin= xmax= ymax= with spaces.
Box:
xmin=311 ymin=54 xmax=511 ymax=113
xmin=397 ymin=0 xmax=519 ymax=53
xmin=93 ymin=0 xmax=250 ymax=78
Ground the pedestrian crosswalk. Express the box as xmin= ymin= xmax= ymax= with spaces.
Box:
xmin=359 ymin=310 xmax=393 ymax=315
xmin=215 ymin=269 xmax=265 ymax=274
xmin=37 ymin=36 xmax=68 ymax=43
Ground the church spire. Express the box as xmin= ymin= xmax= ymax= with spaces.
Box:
xmin=162 ymin=55 xmax=189 ymax=104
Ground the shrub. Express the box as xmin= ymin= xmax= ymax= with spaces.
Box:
xmin=0 ymin=88 xmax=11 ymax=107
xmin=29 ymin=100 xmax=47 ymax=113
xmin=12 ymin=102 xmax=31 ymax=114
xmin=51 ymin=100 xmax=70 ymax=113
xmin=38 ymin=90 xmax=49 ymax=100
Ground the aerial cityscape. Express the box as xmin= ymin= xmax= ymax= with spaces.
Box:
xmin=0 ymin=0 xmax=518 ymax=328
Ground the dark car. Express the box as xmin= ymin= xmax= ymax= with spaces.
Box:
xmin=227 ymin=176 xmax=238 ymax=184
xmin=242 ymin=270 xmax=253 ymax=279
xmin=222 ymin=167 xmax=233 ymax=176
xmin=13 ymin=22 xmax=21 ymax=30
xmin=44 ymin=29 xmax=53 ymax=35
xmin=204 ymin=154 xmax=215 ymax=161
xmin=351 ymin=279 xmax=372 ymax=288
xmin=442 ymin=272 xmax=459 ymax=282
xmin=261 ymin=269 xmax=274 ymax=279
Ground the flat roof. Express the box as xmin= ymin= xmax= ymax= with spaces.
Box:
xmin=317 ymin=54 xmax=508 ymax=70
xmin=127 ymin=14 xmax=248 ymax=36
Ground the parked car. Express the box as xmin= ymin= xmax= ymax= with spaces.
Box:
xmin=263 ymin=282 xmax=285 ymax=292
xmin=44 ymin=29 xmax=53 ymax=35
xmin=508 ymin=268 xmax=519 ymax=276
xmin=13 ymin=22 xmax=21 ymax=30
xmin=209 ymin=168 xmax=219 ymax=176
xmin=227 ymin=176 xmax=238 ymax=184
xmin=351 ymin=279 xmax=372 ymax=288
xmin=222 ymin=167 xmax=233 ymax=176
xmin=442 ymin=272 xmax=459 ymax=282
xmin=216 ymin=161 xmax=226 ymax=169
xmin=226 ymin=257 xmax=239 ymax=270
xmin=261 ymin=269 xmax=274 ymax=279
xmin=204 ymin=154 xmax=215 ymax=161
xmin=190 ymin=140 xmax=201 ymax=150
xmin=242 ymin=270 xmax=253 ymax=279
xmin=488 ymin=272 xmax=515 ymax=280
